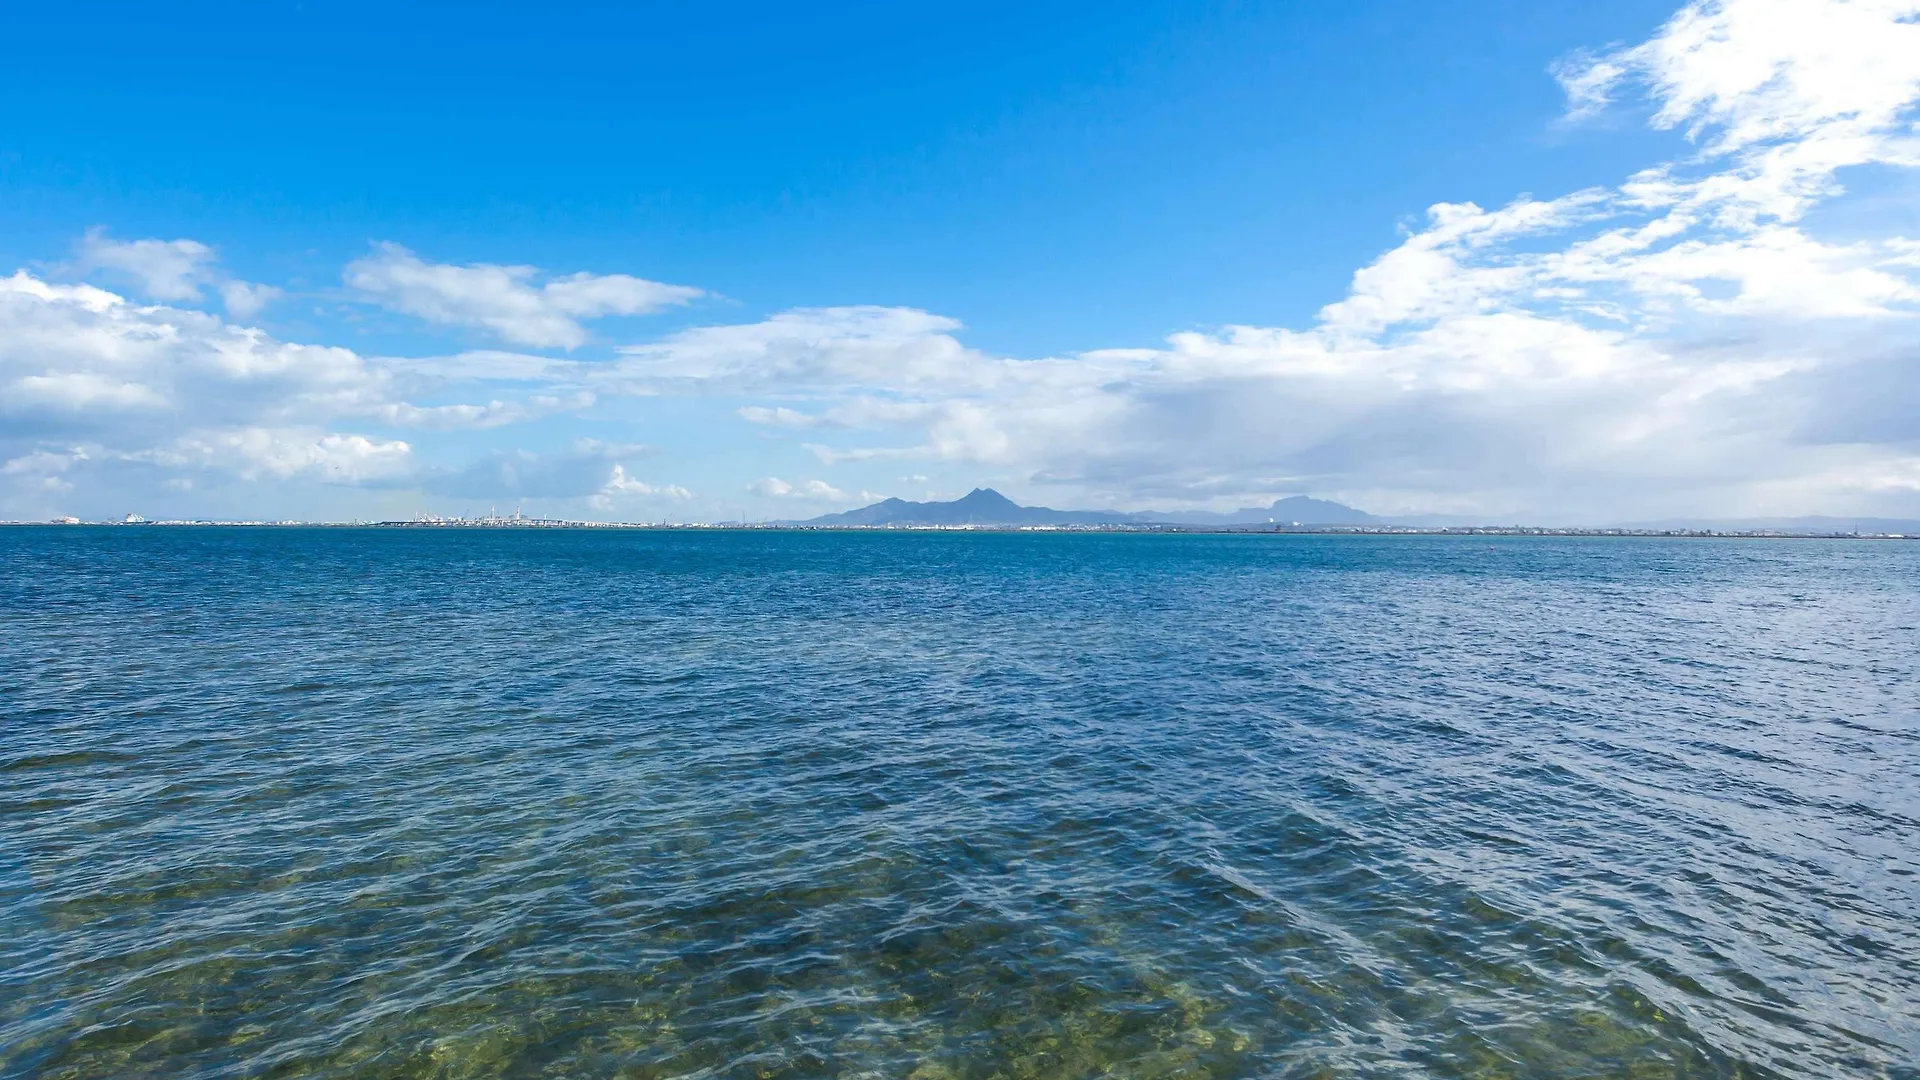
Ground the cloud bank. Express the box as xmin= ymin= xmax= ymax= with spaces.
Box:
xmin=691 ymin=0 xmax=1920 ymax=519
xmin=0 ymin=272 xmax=681 ymax=515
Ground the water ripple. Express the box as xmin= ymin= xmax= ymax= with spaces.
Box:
xmin=2 ymin=529 xmax=1916 ymax=1078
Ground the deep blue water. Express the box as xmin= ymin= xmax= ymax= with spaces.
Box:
xmin=1 ymin=527 xmax=1916 ymax=1079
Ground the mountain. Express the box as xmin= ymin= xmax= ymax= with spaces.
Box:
xmin=791 ymin=490 xmax=1917 ymax=532
xmin=794 ymin=489 xmax=1382 ymax=527
xmin=796 ymin=488 xmax=1135 ymax=526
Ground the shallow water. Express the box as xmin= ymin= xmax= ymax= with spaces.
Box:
xmin=1 ymin=528 xmax=1916 ymax=1079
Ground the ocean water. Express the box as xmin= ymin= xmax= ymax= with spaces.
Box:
xmin=1 ymin=528 xmax=1916 ymax=1080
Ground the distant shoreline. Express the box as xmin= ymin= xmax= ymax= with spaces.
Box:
xmin=5 ymin=521 xmax=1913 ymax=539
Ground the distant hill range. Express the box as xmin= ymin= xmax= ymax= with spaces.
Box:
xmin=796 ymin=488 xmax=1128 ymax=527
xmin=788 ymin=489 xmax=1920 ymax=532
xmin=1614 ymin=516 xmax=1920 ymax=534
xmin=794 ymin=488 xmax=1388 ymax=527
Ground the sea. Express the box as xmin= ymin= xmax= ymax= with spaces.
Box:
xmin=1 ymin=527 xmax=1915 ymax=1079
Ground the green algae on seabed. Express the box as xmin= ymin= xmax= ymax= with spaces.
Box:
xmin=2 ymin=868 xmax=1777 ymax=1078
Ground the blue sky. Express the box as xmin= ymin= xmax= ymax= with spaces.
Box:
xmin=4 ymin=0 xmax=1919 ymax=523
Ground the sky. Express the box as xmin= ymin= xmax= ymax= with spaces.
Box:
xmin=3 ymin=0 xmax=1918 ymax=524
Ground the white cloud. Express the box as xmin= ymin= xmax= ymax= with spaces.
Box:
xmin=0 ymin=267 xmax=597 ymax=516
xmin=345 ymin=243 xmax=703 ymax=349
xmin=1555 ymin=0 xmax=1920 ymax=225
xmin=142 ymin=427 xmax=415 ymax=482
xmin=2 ymin=448 xmax=82 ymax=476
xmin=1566 ymin=0 xmax=1920 ymax=155
xmin=595 ymin=465 xmax=692 ymax=507
xmin=1316 ymin=194 xmax=1611 ymax=334
xmin=75 ymin=228 xmax=282 ymax=317
xmin=749 ymin=477 xmax=858 ymax=501
xmin=0 ymin=270 xmax=388 ymax=434
xmin=0 ymin=268 xmax=588 ymax=440
xmin=75 ymin=229 xmax=215 ymax=302
xmin=2 ymin=447 xmax=88 ymax=493
xmin=220 ymin=280 xmax=284 ymax=319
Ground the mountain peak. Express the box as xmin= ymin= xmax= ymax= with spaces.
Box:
xmin=797 ymin=486 xmax=1124 ymax=527
xmin=793 ymin=487 xmax=1379 ymax=528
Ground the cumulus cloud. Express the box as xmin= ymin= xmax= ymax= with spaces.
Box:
xmin=345 ymin=244 xmax=703 ymax=349
xmin=0 ymin=270 xmax=594 ymax=438
xmin=749 ymin=477 xmax=860 ymax=501
xmin=1 ymin=428 xmax=414 ymax=503
xmin=0 ymin=269 xmax=599 ymax=516
xmin=595 ymin=466 xmax=692 ymax=508
xmin=219 ymin=280 xmax=284 ymax=319
xmin=74 ymin=228 xmax=281 ymax=317
xmin=75 ymin=229 xmax=215 ymax=302
xmin=2 ymin=447 xmax=89 ymax=493
xmin=0 ymin=271 xmax=381 ymax=436
xmin=141 ymin=427 xmax=415 ymax=482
